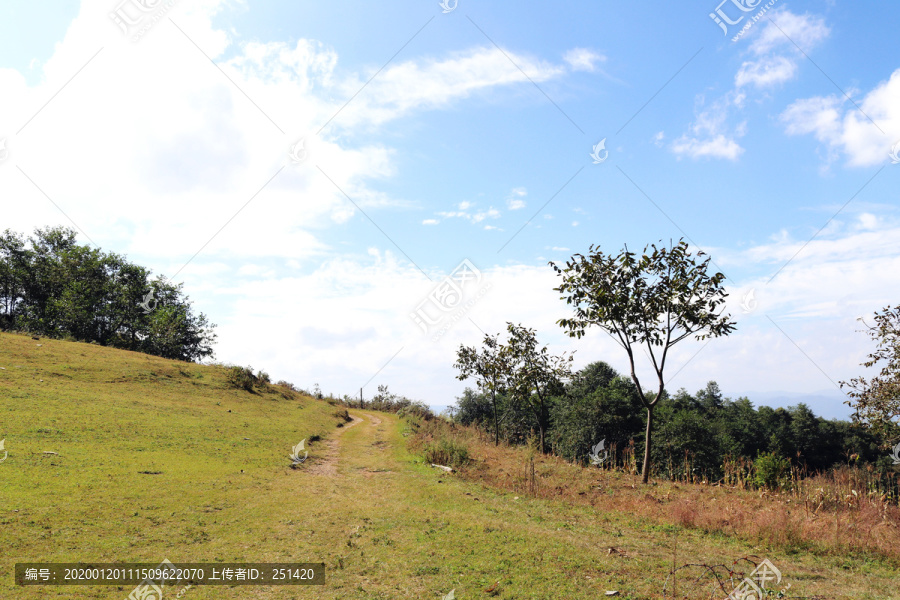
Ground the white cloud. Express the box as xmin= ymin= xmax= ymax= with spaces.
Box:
xmin=749 ymin=11 xmax=830 ymax=56
xmin=562 ymin=48 xmax=606 ymax=72
xmin=672 ymin=93 xmax=746 ymax=160
xmin=735 ymin=55 xmax=797 ymax=88
xmin=334 ymin=46 xmax=569 ymax=128
xmin=472 ymin=207 xmax=501 ymax=223
xmin=673 ymin=10 xmax=830 ymax=161
xmin=780 ymin=69 xmax=900 ymax=167
xmin=672 ymin=134 xmax=744 ymax=160
xmin=506 ymin=187 xmax=526 ymax=210
xmin=422 ymin=219 xmax=439 ymax=225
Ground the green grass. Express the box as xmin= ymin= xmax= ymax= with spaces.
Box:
xmin=1 ymin=331 xmax=897 ymax=599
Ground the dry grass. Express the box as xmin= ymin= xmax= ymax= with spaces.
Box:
xmin=429 ymin=421 xmax=900 ymax=563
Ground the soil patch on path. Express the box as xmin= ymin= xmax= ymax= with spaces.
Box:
xmin=305 ymin=415 xmax=363 ymax=476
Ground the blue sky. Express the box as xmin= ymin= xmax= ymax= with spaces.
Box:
xmin=2 ymin=1 xmax=899 ymax=418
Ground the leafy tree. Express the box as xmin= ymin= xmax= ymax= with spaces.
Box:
xmin=655 ymin=408 xmax=720 ymax=479
xmin=501 ymin=322 xmax=573 ymax=453
xmin=565 ymin=360 xmax=620 ymax=399
xmin=841 ymin=305 xmax=900 ymax=441
xmin=695 ymin=381 xmax=724 ymax=415
xmin=454 ymin=333 xmax=510 ymax=445
xmin=551 ymin=363 xmax=644 ymax=463
xmin=0 ymin=229 xmax=27 ymax=329
xmin=712 ymin=396 xmax=765 ymax=460
xmin=0 ymin=227 xmax=216 ymax=362
xmin=452 ymin=388 xmax=495 ymax=429
xmin=552 ymin=239 xmax=736 ymax=483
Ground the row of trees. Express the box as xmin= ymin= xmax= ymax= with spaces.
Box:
xmin=454 ymin=239 xmax=900 ymax=483
xmin=453 ymin=362 xmax=890 ymax=479
xmin=0 ymin=227 xmax=216 ymax=362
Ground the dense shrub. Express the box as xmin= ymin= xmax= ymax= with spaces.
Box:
xmin=423 ymin=438 xmax=470 ymax=469
xmin=754 ymin=451 xmax=791 ymax=490
xmin=226 ymin=365 xmax=257 ymax=391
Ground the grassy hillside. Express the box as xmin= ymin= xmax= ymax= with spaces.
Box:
xmin=1 ymin=331 xmax=898 ymax=599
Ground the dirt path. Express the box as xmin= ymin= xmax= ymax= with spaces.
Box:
xmin=305 ymin=415 xmax=363 ymax=476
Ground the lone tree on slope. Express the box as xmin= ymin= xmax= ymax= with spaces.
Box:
xmin=551 ymin=239 xmax=735 ymax=484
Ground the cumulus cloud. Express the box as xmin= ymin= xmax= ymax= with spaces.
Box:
xmin=672 ymin=10 xmax=830 ymax=161
xmin=780 ymin=69 xmax=900 ymax=167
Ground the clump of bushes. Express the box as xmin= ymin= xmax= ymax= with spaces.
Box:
xmin=226 ymin=365 xmax=257 ymax=391
xmin=333 ymin=408 xmax=352 ymax=424
xmin=754 ymin=451 xmax=791 ymax=490
xmin=423 ymin=438 xmax=470 ymax=469
xmin=224 ymin=365 xmax=276 ymax=393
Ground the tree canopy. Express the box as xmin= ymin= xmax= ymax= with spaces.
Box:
xmin=841 ymin=305 xmax=900 ymax=440
xmin=0 ymin=227 xmax=216 ymax=362
xmin=551 ymin=239 xmax=735 ymax=482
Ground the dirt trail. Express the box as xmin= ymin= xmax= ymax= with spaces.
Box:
xmin=305 ymin=415 xmax=363 ymax=476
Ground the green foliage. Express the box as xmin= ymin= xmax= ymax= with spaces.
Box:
xmin=551 ymin=239 xmax=736 ymax=483
xmin=423 ymin=437 xmax=470 ymax=469
xmin=550 ymin=364 xmax=643 ymax=463
xmin=226 ymin=365 xmax=257 ymax=391
xmin=754 ymin=451 xmax=791 ymax=490
xmin=841 ymin=305 xmax=900 ymax=439
xmin=0 ymin=226 xmax=216 ymax=361
xmin=360 ymin=384 xmax=435 ymax=420
xmin=454 ymin=332 xmax=510 ymax=445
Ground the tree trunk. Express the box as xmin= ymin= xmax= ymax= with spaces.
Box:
xmin=491 ymin=393 xmax=500 ymax=446
xmin=641 ymin=405 xmax=653 ymax=484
